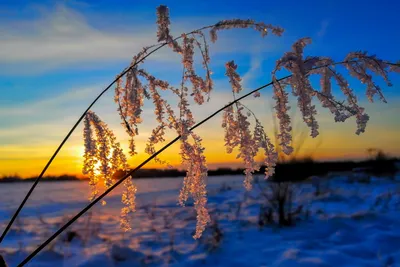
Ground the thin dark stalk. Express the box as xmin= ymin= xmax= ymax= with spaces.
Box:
xmin=2 ymin=21 xmax=273 ymax=244
xmin=0 ymin=21 xmax=242 ymax=244
xmin=17 ymin=58 xmax=398 ymax=265
xmin=0 ymin=51 xmax=152 ymax=244
xmin=17 ymin=78 xmax=279 ymax=267
xmin=0 ymin=68 xmax=127 ymax=244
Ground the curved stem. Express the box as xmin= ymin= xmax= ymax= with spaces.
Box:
xmin=17 ymin=57 xmax=398 ymax=265
xmin=0 ymin=68 xmax=128 ymax=244
xmin=0 ymin=48 xmax=159 ymax=244
xmin=17 ymin=77 xmax=280 ymax=267
xmin=0 ymin=21 xmax=259 ymax=244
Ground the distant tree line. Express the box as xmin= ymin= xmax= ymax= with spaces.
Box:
xmin=2 ymin=156 xmax=398 ymax=183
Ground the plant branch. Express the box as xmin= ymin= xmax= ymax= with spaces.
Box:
xmin=18 ymin=57 xmax=394 ymax=265
xmin=0 ymin=20 xmax=267 ymax=244
xmin=17 ymin=76 xmax=284 ymax=266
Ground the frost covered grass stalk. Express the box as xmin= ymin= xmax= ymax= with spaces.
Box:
xmin=3 ymin=5 xmax=399 ymax=266
xmin=0 ymin=8 xmax=283 ymax=245
xmin=17 ymin=60 xmax=398 ymax=266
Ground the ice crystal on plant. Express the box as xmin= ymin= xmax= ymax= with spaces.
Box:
xmin=120 ymin=177 xmax=137 ymax=231
xmin=79 ymin=5 xmax=399 ymax=240
xmin=272 ymin=78 xmax=293 ymax=155
xmin=209 ymin=19 xmax=283 ymax=43
xmin=225 ymin=60 xmax=243 ymax=93
xmin=329 ymin=68 xmax=369 ymax=135
xmin=309 ymin=57 xmax=351 ymax=123
xmin=192 ymin=31 xmax=213 ymax=95
xmin=114 ymin=67 xmax=146 ymax=156
xmin=253 ymin=120 xmax=278 ymax=178
xmin=83 ymin=111 xmax=136 ymax=231
xmin=182 ymin=34 xmax=206 ymax=104
xmin=174 ymin=80 xmax=210 ymax=239
xmin=222 ymin=104 xmax=258 ymax=190
xmin=156 ymin=5 xmax=170 ymax=43
xmin=223 ymin=61 xmax=278 ymax=189
xmin=222 ymin=101 xmax=278 ymax=187
xmin=344 ymin=51 xmax=390 ymax=103
xmin=178 ymin=131 xmax=210 ymax=239
xmin=236 ymin=106 xmax=261 ymax=190
xmin=156 ymin=5 xmax=182 ymax=53
xmin=274 ymin=38 xmax=319 ymax=138
xmin=83 ymin=114 xmax=98 ymax=200
xmin=271 ymin=37 xmax=397 ymax=140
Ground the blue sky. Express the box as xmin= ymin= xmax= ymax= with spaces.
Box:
xmin=0 ymin=0 xmax=399 ymax=176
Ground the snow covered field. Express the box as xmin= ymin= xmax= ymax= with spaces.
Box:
xmin=1 ymin=172 xmax=400 ymax=267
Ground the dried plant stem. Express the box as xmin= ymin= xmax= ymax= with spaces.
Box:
xmin=18 ymin=79 xmax=277 ymax=267
xmin=17 ymin=57 xmax=395 ymax=266
xmin=0 ymin=21 xmax=269 ymax=244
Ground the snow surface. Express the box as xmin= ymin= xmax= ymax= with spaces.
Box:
xmin=0 ymin=172 xmax=399 ymax=266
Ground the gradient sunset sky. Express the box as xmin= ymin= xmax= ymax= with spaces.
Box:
xmin=0 ymin=0 xmax=399 ymax=177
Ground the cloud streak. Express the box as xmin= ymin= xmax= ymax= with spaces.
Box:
xmin=0 ymin=3 xmax=284 ymax=74
xmin=1 ymin=4 xmax=145 ymax=60
xmin=316 ymin=19 xmax=329 ymax=38
xmin=0 ymin=3 xmax=175 ymax=74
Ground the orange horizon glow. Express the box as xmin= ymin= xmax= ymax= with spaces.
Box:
xmin=2 ymin=104 xmax=400 ymax=178
xmin=2 ymin=152 xmax=395 ymax=179
xmin=3 ymin=137 xmax=399 ymax=178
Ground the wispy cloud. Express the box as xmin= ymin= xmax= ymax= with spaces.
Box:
xmin=0 ymin=86 xmax=100 ymax=116
xmin=242 ymin=55 xmax=263 ymax=88
xmin=0 ymin=4 xmax=170 ymax=73
xmin=0 ymin=2 xmax=284 ymax=75
xmin=316 ymin=19 xmax=330 ymax=38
